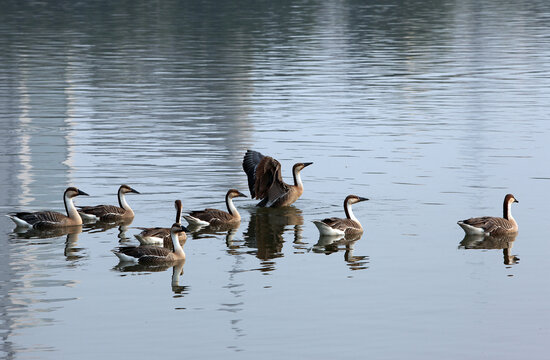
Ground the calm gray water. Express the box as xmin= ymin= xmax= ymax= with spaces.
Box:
xmin=1 ymin=1 xmax=550 ymax=359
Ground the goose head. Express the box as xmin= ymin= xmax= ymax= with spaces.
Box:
xmin=292 ymin=162 xmax=313 ymax=173
xmin=227 ymin=189 xmax=247 ymax=199
xmin=119 ymin=184 xmax=140 ymax=195
xmin=345 ymin=195 xmax=369 ymax=205
xmin=504 ymin=194 xmax=518 ymax=205
xmin=65 ymin=187 xmax=89 ymax=198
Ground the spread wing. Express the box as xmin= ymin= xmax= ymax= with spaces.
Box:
xmin=242 ymin=150 xmax=290 ymax=206
xmin=78 ymin=205 xmax=125 ymax=220
xmin=12 ymin=211 xmax=68 ymax=227
xmin=189 ymin=209 xmax=233 ymax=223
xmin=321 ymin=217 xmax=361 ymax=232
xmin=243 ymin=149 xmax=265 ymax=198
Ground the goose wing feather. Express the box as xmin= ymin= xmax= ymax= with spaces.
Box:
xmin=189 ymin=209 xmax=233 ymax=223
xmin=78 ymin=205 xmax=125 ymax=220
xmin=12 ymin=211 xmax=68 ymax=227
xmin=321 ymin=217 xmax=361 ymax=232
xmin=462 ymin=216 xmax=515 ymax=234
xmin=118 ymin=245 xmax=171 ymax=259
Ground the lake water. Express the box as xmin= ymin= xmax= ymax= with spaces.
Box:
xmin=1 ymin=1 xmax=550 ymax=359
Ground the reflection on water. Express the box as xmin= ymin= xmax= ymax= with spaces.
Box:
xmin=312 ymin=234 xmax=369 ymax=271
xmin=84 ymin=219 xmax=133 ymax=242
xmin=1 ymin=0 xmax=550 ymax=358
xmin=114 ymin=260 xmax=188 ymax=296
xmin=459 ymin=234 xmax=519 ymax=266
xmin=242 ymin=206 xmax=304 ymax=271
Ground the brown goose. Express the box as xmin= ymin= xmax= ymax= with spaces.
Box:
xmin=7 ymin=187 xmax=89 ymax=229
xmin=242 ymin=149 xmax=312 ymax=207
xmin=78 ymin=184 xmax=139 ymax=222
xmin=135 ymin=200 xmax=188 ymax=246
xmin=313 ymin=195 xmax=369 ymax=237
xmin=183 ymin=189 xmax=246 ymax=227
xmin=114 ymin=223 xmax=187 ymax=264
xmin=457 ymin=193 xmax=519 ymax=236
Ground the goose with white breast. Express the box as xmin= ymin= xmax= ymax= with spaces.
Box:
xmin=7 ymin=187 xmax=89 ymax=229
xmin=135 ymin=199 xmax=188 ymax=247
xmin=457 ymin=193 xmax=519 ymax=236
xmin=183 ymin=189 xmax=246 ymax=228
xmin=313 ymin=195 xmax=369 ymax=237
xmin=114 ymin=223 xmax=187 ymax=264
xmin=78 ymin=184 xmax=139 ymax=223
xmin=242 ymin=149 xmax=312 ymax=207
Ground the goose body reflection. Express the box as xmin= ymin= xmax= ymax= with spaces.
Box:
xmin=78 ymin=184 xmax=140 ymax=223
xmin=457 ymin=194 xmax=519 ymax=236
xmin=7 ymin=187 xmax=89 ymax=229
xmin=114 ymin=223 xmax=186 ymax=264
xmin=459 ymin=233 xmax=519 ymax=265
xmin=135 ymin=200 xmax=187 ymax=246
xmin=183 ymin=189 xmax=246 ymax=228
xmin=313 ymin=195 xmax=368 ymax=237
xmin=242 ymin=149 xmax=312 ymax=207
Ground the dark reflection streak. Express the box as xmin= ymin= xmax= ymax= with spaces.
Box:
xmin=83 ymin=218 xmax=133 ymax=242
xmin=311 ymin=234 xmax=369 ymax=271
xmin=113 ymin=260 xmax=188 ymax=296
xmin=242 ymin=207 xmax=304 ymax=272
xmin=459 ymin=234 xmax=519 ymax=266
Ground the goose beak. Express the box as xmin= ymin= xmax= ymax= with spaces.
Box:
xmin=303 ymin=162 xmax=313 ymax=168
xmin=130 ymin=188 xmax=140 ymax=194
xmin=357 ymin=197 xmax=369 ymax=202
xmin=78 ymin=190 xmax=89 ymax=196
xmin=237 ymin=191 xmax=247 ymax=198
xmin=514 ymin=199 xmax=519 ymax=203
xmin=181 ymin=225 xmax=191 ymax=233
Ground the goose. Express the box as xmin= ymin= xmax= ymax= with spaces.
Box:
xmin=457 ymin=193 xmax=519 ymax=236
xmin=313 ymin=195 xmax=369 ymax=237
xmin=114 ymin=223 xmax=187 ymax=264
xmin=242 ymin=149 xmax=312 ymax=207
xmin=78 ymin=184 xmax=139 ymax=222
xmin=135 ymin=200 xmax=188 ymax=247
xmin=183 ymin=189 xmax=246 ymax=227
xmin=7 ymin=187 xmax=89 ymax=229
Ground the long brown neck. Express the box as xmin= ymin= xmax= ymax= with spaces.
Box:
xmin=175 ymin=203 xmax=182 ymax=223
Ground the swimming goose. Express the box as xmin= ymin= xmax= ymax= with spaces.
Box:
xmin=313 ymin=195 xmax=369 ymax=237
xmin=78 ymin=184 xmax=139 ymax=222
xmin=135 ymin=200 xmax=188 ymax=246
xmin=114 ymin=223 xmax=187 ymax=264
xmin=457 ymin=193 xmax=519 ymax=236
xmin=183 ymin=189 xmax=246 ymax=228
xmin=242 ymin=149 xmax=312 ymax=207
xmin=7 ymin=187 xmax=89 ymax=229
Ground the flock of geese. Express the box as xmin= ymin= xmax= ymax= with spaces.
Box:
xmin=6 ymin=150 xmax=519 ymax=265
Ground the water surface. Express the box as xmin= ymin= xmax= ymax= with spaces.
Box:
xmin=1 ymin=1 xmax=550 ymax=359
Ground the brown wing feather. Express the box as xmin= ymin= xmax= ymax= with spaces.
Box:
xmin=137 ymin=227 xmax=170 ymax=238
xmin=189 ymin=208 xmax=233 ymax=223
xmin=13 ymin=211 xmax=69 ymax=228
xmin=321 ymin=217 xmax=362 ymax=232
xmin=463 ymin=216 xmax=516 ymax=235
xmin=78 ymin=205 xmax=126 ymax=220
xmin=118 ymin=245 xmax=171 ymax=258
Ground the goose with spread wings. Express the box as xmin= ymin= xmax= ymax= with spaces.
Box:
xmin=242 ymin=149 xmax=312 ymax=207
